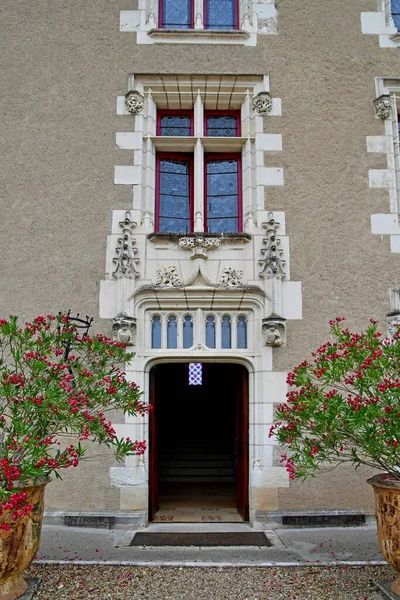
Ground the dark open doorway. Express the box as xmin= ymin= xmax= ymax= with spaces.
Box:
xmin=149 ymin=363 xmax=249 ymax=522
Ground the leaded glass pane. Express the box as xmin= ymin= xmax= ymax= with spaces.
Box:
xmin=183 ymin=315 xmax=194 ymax=348
xmin=162 ymin=0 xmax=192 ymax=29
xmin=392 ymin=0 xmax=400 ymax=30
xmin=159 ymin=158 xmax=191 ymax=233
xmin=207 ymin=115 xmax=238 ymax=137
xmin=152 ymin=316 xmax=162 ymax=349
xmin=167 ymin=315 xmax=178 ymax=348
xmin=221 ymin=316 xmax=231 ymax=349
xmin=205 ymin=315 xmax=216 ymax=348
xmin=160 ymin=115 xmax=192 ymax=136
xmin=237 ymin=316 xmax=247 ymax=349
xmin=189 ymin=363 xmax=202 ymax=385
xmin=206 ymin=159 xmax=239 ymax=233
xmin=206 ymin=0 xmax=236 ymax=29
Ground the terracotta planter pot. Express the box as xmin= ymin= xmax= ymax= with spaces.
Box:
xmin=0 ymin=479 xmax=49 ymax=600
xmin=368 ymin=473 xmax=400 ymax=596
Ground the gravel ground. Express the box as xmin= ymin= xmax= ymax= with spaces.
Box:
xmin=26 ymin=564 xmax=395 ymax=599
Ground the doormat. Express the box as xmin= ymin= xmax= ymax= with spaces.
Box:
xmin=130 ymin=532 xmax=272 ymax=547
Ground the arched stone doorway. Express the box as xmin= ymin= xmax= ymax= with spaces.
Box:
xmin=149 ymin=363 xmax=249 ymax=522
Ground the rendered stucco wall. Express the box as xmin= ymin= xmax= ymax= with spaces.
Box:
xmin=0 ymin=0 xmax=398 ymax=511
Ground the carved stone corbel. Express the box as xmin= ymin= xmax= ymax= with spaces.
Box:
xmin=125 ymin=90 xmax=145 ymax=114
xmin=252 ymin=91 xmax=273 ymax=115
xmin=262 ymin=315 xmax=286 ymax=347
xmin=112 ymin=313 xmax=137 ymax=346
xmin=374 ymin=95 xmax=391 ymax=120
xmin=179 ymin=236 xmax=220 ymax=259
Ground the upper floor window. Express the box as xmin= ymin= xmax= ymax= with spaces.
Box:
xmin=205 ymin=111 xmax=240 ymax=137
xmin=205 ymin=0 xmax=239 ymax=30
xmin=156 ymin=155 xmax=193 ymax=233
xmin=392 ymin=0 xmax=400 ymax=30
xmin=160 ymin=0 xmax=239 ymax=30
xmin=160 ymin=0 xmax=193 ymax=29
xmin=205 ymin=155 xmax=241 ymax=233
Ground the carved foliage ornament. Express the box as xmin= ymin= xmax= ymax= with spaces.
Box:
xmin=252 ymin=91 xmax=273 ymax=115
xmin=156 ymin=266 xmax=182 ymax=288
xmin=112 ymin=212 xmax=140 ymax=279
xmin=179 ymin=236 xmax=220 ymax=259
xmin=125 ymin=90 xmax=145 ymax=114
xmin=112 ymin=313 xmax=137 ymax=347
xmin=259 ymin=214 xmax=286 ymax=279
xmin=374 ymin=95 xmax=391 ymax=120
xmin=219 ymin=267 xmax=244 ymax=288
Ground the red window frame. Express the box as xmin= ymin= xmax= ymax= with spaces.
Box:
xmin=155 ymin=153 xmax=194 ymax=233
xmin=159 ymin=0 xmax=195 ymax=30
xmin=157 ymin=109 xmax=194 ymax=136
xmin=204 ymin=110 xmax=241 ymax=137
xmin=204 ymin=0 xmax=240 ymax=30
xmin=204 ymin=153 xmax=243 ymax=234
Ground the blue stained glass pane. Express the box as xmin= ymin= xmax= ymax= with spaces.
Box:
xmin=237 ymin=316 xmax=247 ymax=349
xmin=152 ymin=316 xmax=162 ymax=349
xmin=205 ymin=316 xmax=216 ymax=348
xmin=160 ymin=115 xmax=191 ymax=136
xmin=183 ymin=315 xmax=193 ymax=348
xmin=206 ymin=159 xmax=239 ymax=233
xmin=167 ymin=316 xmax=178 ymax=348
xmin=207 ymin=217 xmax=238 ymax=234
xmin=392 ymin=0 xmax=400 ymax=30
xmin=162 ymin=0 xmax=192 ymax=29
xmin=221 ymin=316 xmax=231 ymax=349
xmin=206 ymin=0 xmax=236 ymax=29
xmin=207 ymin=115 xmax=238 ymax=137
xmin=159 ymin=158 xmax=191 ymax=233
xmin=189 ymin=363 xmax=202 ymax=385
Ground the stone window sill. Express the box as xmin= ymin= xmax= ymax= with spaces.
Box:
xmin=147 ymin=28 xmax=251 ymax=43
xmin=147 ymin=232 xmax=251 ymax=243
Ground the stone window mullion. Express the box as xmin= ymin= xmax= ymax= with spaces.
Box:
xmin=161 ymin=314 xmax=168 ymax=349
xmin=231 ymin=314 xmax=238 ymax=349
xmin=194 ymin=0 xmax=204 ymax=28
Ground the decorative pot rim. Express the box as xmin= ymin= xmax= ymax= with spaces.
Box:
xmin=10 ymin=477 xmax=52 ymax=490
xmin=367 ymin=473 xmax=400 ymax=490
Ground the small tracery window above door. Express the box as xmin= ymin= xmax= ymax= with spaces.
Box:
xmin=150 ymin=311 xmax=249 ymax=350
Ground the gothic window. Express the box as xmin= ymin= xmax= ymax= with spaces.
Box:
xmin=237 ymin=316 xmax=247 ymax=349
xmin=158 ymin=111 xmax=193 ymax=136
xmin=392 ymin=0 xmax=400 ymax=30
xmin=221 ymin=315 xmax=232 ymax=349
xmin=205 ymin=0 xmax=238 ymax=29
xmin=156 ymin=155 xmax=193 ymax=233
xmin=151 ymin=316 xmax=162 ymax=349
xmin=183 ymin=315 xmax=194 ymax=348
xmin=205 ymin=315 xmax=216 ymax=348
xmin=167 ymin=315 xmax=178 ymax=348
xmin=205 ymin=111 xmax=240 ymax=137
xmin=160 ymin=0 xmax=193 ymax=29
xmin=205 ymin=155 xmax=241 ymax=233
